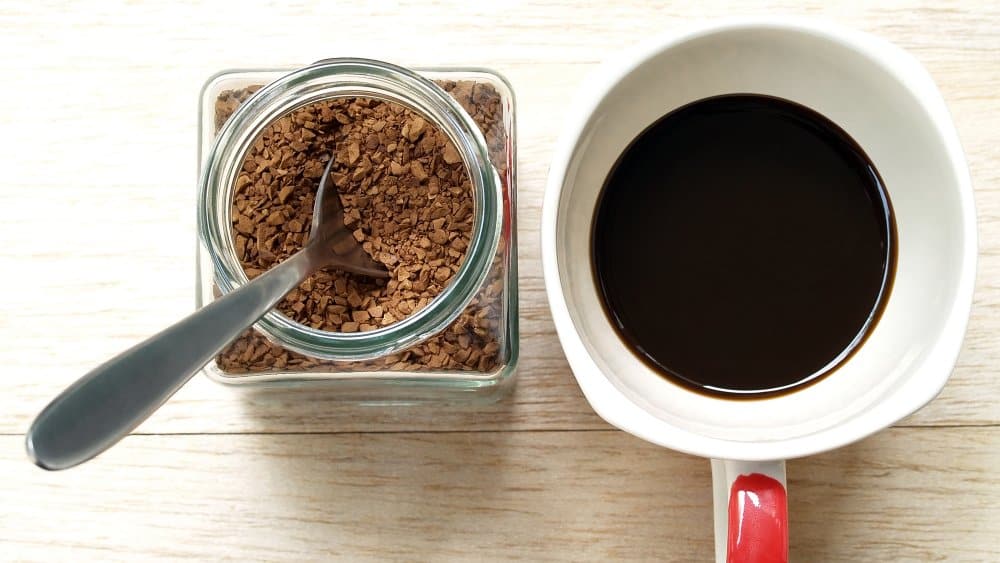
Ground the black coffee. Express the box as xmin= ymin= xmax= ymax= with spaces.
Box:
xmin=592 ymin=95 xmax=895 ymax=398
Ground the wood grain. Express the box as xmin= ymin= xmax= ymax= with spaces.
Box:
xmin=1 ymin=1 xmax=998 ymax=560
xmin=2 ymin=428 xmax=998 ymax=561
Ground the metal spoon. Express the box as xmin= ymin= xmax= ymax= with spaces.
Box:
xmin=26 ymin=154 xmax=389 ymax=470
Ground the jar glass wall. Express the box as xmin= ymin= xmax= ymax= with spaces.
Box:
xmin=196 ymin=61 xmax=518 ymax=402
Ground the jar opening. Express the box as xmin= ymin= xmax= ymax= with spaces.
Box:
xmin=198 ymin=59 xmax=503 ymax=361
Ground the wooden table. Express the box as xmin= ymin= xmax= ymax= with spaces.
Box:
xmin=2 ymin=2 xmax=998 ymax=560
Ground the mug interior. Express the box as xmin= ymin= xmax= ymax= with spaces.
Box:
xmin=547 ymin=21 xmax=975 ymax=459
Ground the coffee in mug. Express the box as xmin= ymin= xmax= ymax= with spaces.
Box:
xmin=592 ymin=94 xmax=896 ymax=397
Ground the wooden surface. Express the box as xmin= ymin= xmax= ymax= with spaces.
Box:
xmin=1 ymin=1 xmax=998 ymax=560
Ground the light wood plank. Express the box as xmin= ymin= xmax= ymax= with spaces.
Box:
xmin=3 ymin=428 xmax=998 ymax=561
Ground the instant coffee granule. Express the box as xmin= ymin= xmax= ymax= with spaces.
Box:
xmin=213 ymin=81 xmax=508 ymax=373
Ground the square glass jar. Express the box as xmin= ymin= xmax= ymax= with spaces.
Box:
xmin=196 ymin=61 xmax=518 ymax=402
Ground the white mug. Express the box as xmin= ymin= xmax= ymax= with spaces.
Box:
xmin=542 ymin=18 xmax=975 ymax=562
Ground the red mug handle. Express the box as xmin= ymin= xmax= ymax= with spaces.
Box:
xmin=711 ymin=460 xmax=788 ymax=563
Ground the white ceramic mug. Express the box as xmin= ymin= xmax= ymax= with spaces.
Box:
xmin=542 ymin=18 xmax=975 ymax=562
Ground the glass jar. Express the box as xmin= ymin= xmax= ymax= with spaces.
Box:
xmin=196 ymin=59 xmax=518 ymax=402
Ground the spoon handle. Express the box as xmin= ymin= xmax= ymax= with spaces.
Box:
xmin=25 ymin=248 xmax=317 ymax=470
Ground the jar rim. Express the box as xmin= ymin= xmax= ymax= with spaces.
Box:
xmin=197 ymin=58 xmax=503 ymax=361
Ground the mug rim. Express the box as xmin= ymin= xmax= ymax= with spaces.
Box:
xmin=541 ymin=16 xmax=977 ymax=460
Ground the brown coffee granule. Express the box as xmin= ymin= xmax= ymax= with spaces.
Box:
xmin=214 ymin=85 xmax=261 ymax=132
xmin=231 ymin=96 xmax=473 ymax=332
xmin=213 ymin=80 xmax=510 ymax=374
